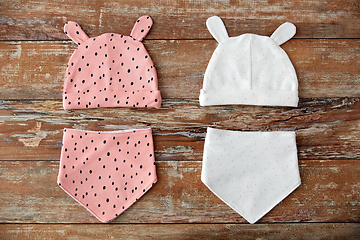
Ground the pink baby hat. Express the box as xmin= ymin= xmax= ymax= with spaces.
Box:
xmin=200 ymin=16 xmax=298 ymax=107
xmin=63 ymin=16 xmax=161 ymax=110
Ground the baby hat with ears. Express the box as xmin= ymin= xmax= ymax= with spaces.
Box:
xmin=200 ymin=16 xmax=299 ymax=107
xmin=63 ymin=16 xmax=161 ymax=110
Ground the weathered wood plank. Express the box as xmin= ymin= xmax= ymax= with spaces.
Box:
xmin=1 ymin=0 xmax=359 ymax=40
xmin=0 ymin=40 xmax=359 ymax=100
xmin=0 ymin=223 xmax=359 ymax=240
xmin=0 ymin=98 xmax=359 ymax=160
xmin=1 ymin=0 xmax=359 ymax=237
xmin=0 ymin=160 xmax=359 ymax=223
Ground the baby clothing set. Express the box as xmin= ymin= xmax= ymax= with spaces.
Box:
xmin=200 ymin=16 xmax=300 ymax=223
xmin=58 ymin=15 xmax=301 ymax=224
xmin=58 ymin=16 xmax=160 ymax=222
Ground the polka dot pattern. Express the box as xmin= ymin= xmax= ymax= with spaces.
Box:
xmin=63 ymin=16 xmax=161 ymax=110
xmin=199 ymin=16 xmax=298 ymax=107
xmin=57 ymin=128 xmax=157 ymax=223
xmin=201 ymin=127 xmax=301 ymax=224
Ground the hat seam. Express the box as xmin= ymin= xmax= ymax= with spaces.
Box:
xmin=250 ymin=34 xmax=253 ymax=90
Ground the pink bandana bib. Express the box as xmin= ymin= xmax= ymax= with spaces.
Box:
xmin=57 ymin=128 xmax=157 ymax=222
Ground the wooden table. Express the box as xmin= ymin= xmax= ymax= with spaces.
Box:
xmin=1 ymin=1 xmax=359 ymax=239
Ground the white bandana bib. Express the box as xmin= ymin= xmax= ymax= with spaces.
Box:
xmin=201 ymin=127 xmax=301 ymax=223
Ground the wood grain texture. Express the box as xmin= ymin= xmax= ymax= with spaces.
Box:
xmin=1 ymin=98 xmax=359 ymax=161
xmin=0 ymin=39 xmax=359 ymax=100
xmin=1 ymin=0 xmax=360 ymax=40
xmin=1 ymin=0 xmax=359 ymax=237
xmin=0 ymin=160 xmax=359 ymax=223
xmin=1 ymin=223 xmax=359 ymax=240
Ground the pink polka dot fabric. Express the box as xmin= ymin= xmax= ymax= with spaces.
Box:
xmin=57 ymin=128 xmax=157 ymax=222
xmin=63 ymin=15 xmax=161 ymax=110
xmin=201 ymin=127 xmax=301 ymax=224
xmin=199 ymin=16 xmax=298 ymax=107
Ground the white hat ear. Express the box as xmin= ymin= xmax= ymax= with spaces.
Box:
xmin=64 ymin=21 xmax=89 ymax=45
xmin=270 ymin=22 xmax=296 ymax=45
xmin=206 ymin=16 xmax=229 ymax=43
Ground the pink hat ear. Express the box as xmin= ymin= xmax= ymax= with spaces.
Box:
xmin=64 ymin=21 xmax=89 ymax=45
xmin=130 ymin=16 xmax=153 ymax=41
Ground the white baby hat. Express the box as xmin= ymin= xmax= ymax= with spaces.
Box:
xmin=200 ymin=16 xmax=299 ymax=107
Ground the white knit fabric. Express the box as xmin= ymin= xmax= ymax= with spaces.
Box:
xmin=200 ymin=16 xmax=298 ymax=107
xmin=201 ymin=127 xmax=301 ymax=224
